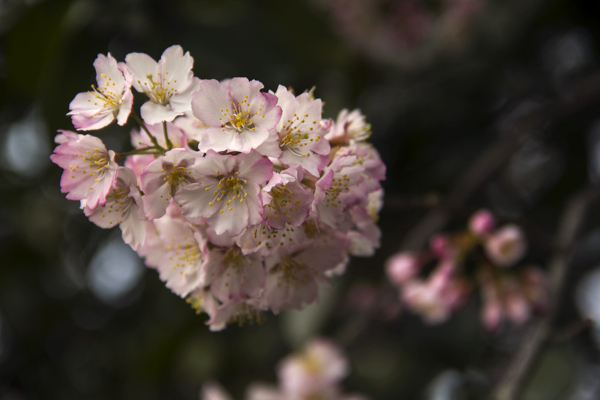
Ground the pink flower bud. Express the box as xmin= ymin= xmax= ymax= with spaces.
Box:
xmin=485 ymin=225 xmax=527 ymax=267
xmin=481 ymin=297 xmax=503 ymax=332
xmin=386 ymin=252 xmax=420 ymax=285
xmin=429 ymin=234 xmax=455 ymax=259
xmin=469 ymin=209 xmax=496 ymax=236
xmin=505 ymin=292 xmax=531 ymax=325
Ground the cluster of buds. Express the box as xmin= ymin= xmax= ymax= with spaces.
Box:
xmin=202 ymin=338 xmax=368 ymax=400
xmin=50 ymin=46 xmax=385 ymax=331
xmin=385 ymin=210 xmax=547 ymax=331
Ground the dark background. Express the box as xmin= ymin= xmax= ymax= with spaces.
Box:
xmin=3 ymin=0 xmax=600 ymax=399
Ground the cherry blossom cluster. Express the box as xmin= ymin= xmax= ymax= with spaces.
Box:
xmin=202 ymin=338 xmax=368 ymax=400
xmin=385 ymin=210 xmax=547 ymax=331
xmin=50 ymin=45 xmax=385 ymax=331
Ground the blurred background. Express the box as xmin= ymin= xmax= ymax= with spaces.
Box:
xmin=3 ymin=0 xmax=600 ymax=399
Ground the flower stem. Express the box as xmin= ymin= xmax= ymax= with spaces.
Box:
xmin=115 ymin=146 xmax=162 ymax=161
xmin=132 ymin=112 xmax=164 ymax=152
xmin=163 ymin=121 xmax=173 ymax=151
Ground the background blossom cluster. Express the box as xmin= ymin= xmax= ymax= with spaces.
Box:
xmin=50 ymin=45 xmax=386 ymax=331
xmin=202 ymin=338 xmax=368 ymax=400
xmin=385 ymin=209 xmax=548 ymax=331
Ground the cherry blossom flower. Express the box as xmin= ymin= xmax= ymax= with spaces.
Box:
xmin=273 ymin=86 xmax=331 ymax=176
xmin=236 ymin=223 xmax=307 ymax=256
xmin=126 ymin=45 xmax=200 ymax=124
xmin=203 ymin=338 xmax=369 ymax=399
xmin=261 ymin=165 xmax=313 ymax=230
xmin=485 ymin=224 xmax=527 ymax=267
xmin=386 ymin=252 xmax=420 ymax=285
xmin=469 ymin=209 xmax=496 ymax=236
xmin=347 ymin=206 xmax=381 ymax=256
xmin=203 ymin=245 xmax=265 ymax=303
xmin=263 ymin=242 xmax=347 ymax=313
xmin=84 ymin=167 xmax=146 ymax=250
xmin=139 ymin=148 xmax=201 ymax=220
xmin=50 ymin=131 xmax=118 ymax=210
xmin=278 ymin=339 xmax=349 ymax=395
xmin=54 ymin=47 xmax=386 ymax=328
xmin=326 ymin=108 xmax=372 ymax=146
xmin=192 ymin=78 xmax=282 ymax=153
xmin=175 ymin=150 xmax=272 ymax=236
xmin=68 ymin=53 xmax=133 ymax=131
xmin=207 ymin=297 xmax=265 ymax=331
xmin=402 ymin=260 xmax=468 ymax=324
xmin=312 ymin=154 xmax=365 ymax=229
xmin=146 ymin=215 xmax=208 ymax=297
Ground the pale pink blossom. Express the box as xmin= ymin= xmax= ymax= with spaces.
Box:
xmin=126 ymin=45 xmax=200 ymax=124
xmin=264 ymin=242 xmax=346 ymax=313
xmin=469 ymin=209 xmax=496 ymax=236
xmin=235 ymin=223 xmax=307 ymax=256
xmin=192 ymin=78 xmax=282 ymax=153
xmin=207 ymin=297 xmax=265 ymax=331
xmin=402 ymin=260 xmax=468 ymax=324
xmin=335 ymin=143 xmax=386 ymax=208
xmin=429 ymin=233 xmax=456 ymax=260
xmin=312 ymin=154 xmax=365 ymax=229
xmin=347 ymin=206 xmax=381 ymax=257
xmin=148 ymin=215 xmax=207 ymax=297
xmin=186 ymin=286 xmax=220 ymax=320
xmin=278 ymin=339 xmax=348 ymax=399
xmin=175 ymin=150 xmax=272 ymax=236
xmin=326 ymin=108 xmax=372 ymax=146
xmin=50 ymin=131 xmax=118 ymax=210
xmin=139 ymin=149 xmax=201 ymax=220
xmin=203 ymin=245 xmax=265 ymax=303
xmin=68 ymin=53 xmax=133 ymax=131
xmin=485 ymin=224 xmax=527 ymax=267
xmin=84 ymin=167 xmax=146 ymax=250
xmin=262 ymin=165 xmax=313 ymax=230
xmin=386 ymin=252 xmax=420 ymax=285
xmin=273 ymin=86 xmax=331 ymax=177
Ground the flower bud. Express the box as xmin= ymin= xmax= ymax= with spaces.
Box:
xmin=485 ymin=225 xmax=527 ymax=267
xmin=386 ymin=252 xmax=420 ymax=285
xmin=469 ymin=209 xmax=496 ymax=236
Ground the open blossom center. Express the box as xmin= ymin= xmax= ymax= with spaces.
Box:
xmin=267 ymin=184 xmax=302 ymax=222
xmin=88 ymin=74 xmax=123 ymax=111
xmin=167 ymin=238 xmax=202 ymax=277
xmin=165 ymin=164 xmax=194 ymax=195
xmin=208 ymin=172 xmax=248 ymax=208
xmin=144 ymin=73 xmax=177 ymax=105
xmin=324 ymin=175 xmax=350 ymax=208
xmin=70 ymin=148 xmax=110 ymax=183
xmin=278 ymin=258 xmax=316 ymax=289
xmin=222 ymin=99 xmax=257 ymax=133
xmin=280 ymin=113 xmax=320 ymax=158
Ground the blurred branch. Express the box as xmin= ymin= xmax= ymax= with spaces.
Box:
xmin=487 ymin=184 xmax=600 ymax=400
xmin=400 ymin=71 xmax=600 ymax=251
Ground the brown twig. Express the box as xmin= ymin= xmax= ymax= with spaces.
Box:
xmin=487 ymin=185 xmax=600 ymax=400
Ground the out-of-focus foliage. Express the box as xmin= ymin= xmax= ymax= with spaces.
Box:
xmin=3 ymin=0 xmax=600 ymax=399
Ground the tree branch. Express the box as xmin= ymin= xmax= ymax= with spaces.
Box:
xmin=487 ymin=185 xmax=600 ymax=400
